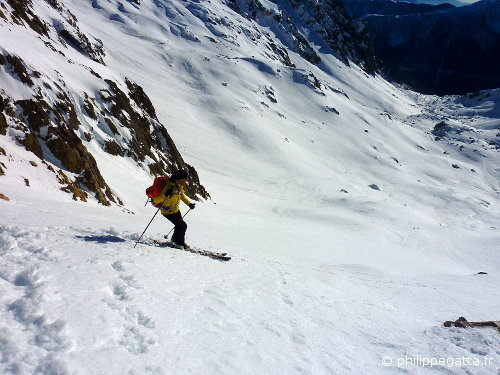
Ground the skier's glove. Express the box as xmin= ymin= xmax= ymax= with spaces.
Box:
xmin=189 ymin=203 xmax=196 ymax=210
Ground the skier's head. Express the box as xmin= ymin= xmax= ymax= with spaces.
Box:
xmin=170 ymin=169 xmax=188 ymax=183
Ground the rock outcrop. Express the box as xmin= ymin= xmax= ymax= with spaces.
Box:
xmin=0 ymin=0 xmax=209 ymax=205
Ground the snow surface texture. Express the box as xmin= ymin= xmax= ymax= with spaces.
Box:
xmin=1 ymin=0 xmax=499 ymax=374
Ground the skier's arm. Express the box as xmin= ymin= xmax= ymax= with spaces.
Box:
xmin=181 ymin=191 xmax=191 ymax=206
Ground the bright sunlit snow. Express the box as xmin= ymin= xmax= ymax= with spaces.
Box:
xmin=0 ymin=0 xmax=499 ymax=374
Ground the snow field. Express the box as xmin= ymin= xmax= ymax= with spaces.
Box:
xmin=0 ymin=0 xmax=499 ymax=373
xmin=1 ymin=186 xmax=499 ymax=374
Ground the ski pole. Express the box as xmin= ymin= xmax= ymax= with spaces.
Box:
xmin=164 ymin=209 xmax=191 ymax=239
xmin=134 ymin=196 xmax=169 ymax=248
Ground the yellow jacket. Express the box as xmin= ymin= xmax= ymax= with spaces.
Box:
xmin=152 ymin=181 xmax=192 ymax=215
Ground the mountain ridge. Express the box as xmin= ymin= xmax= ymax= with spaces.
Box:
xmin=344 ymin=0 xmax=500 ymax=94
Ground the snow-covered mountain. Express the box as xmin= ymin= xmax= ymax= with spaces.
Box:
xmin=1 ymin=0 xmax=499 ymax=374
xmin=346 ymin=0 xmax=500 ymax=94
xmin=0 ymin=0 xmax=209 ymax=204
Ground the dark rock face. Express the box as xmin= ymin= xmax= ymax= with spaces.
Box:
xmin=344 ymin=0 xmax=500 ymax=95
xmin=7 ymin=0 xmax=105 ymax=63
xmin=299 ymin=0 xmax=378 ymax=74
xmin=7 ymin=0 xmax=50 ymax=36
xmin=226 ymin=0 xmax=377 ymax=74
xmin=3 ymin=54 xmax=35 ymax=86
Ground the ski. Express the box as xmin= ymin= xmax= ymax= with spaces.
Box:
xmin=141 ymin=239 xmax=231 ymax=261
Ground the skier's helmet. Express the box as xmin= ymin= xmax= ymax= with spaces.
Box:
xmin=170 ymin=169 xmax=188 ymax=182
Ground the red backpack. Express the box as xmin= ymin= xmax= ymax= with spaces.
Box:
xmin=145 ymin=176 xmax=169 ymax=207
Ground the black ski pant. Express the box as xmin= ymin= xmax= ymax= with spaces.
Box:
xmin=163 ymin=211 xmax=187 ymax=246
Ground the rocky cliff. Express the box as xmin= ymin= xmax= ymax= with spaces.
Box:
xmin=0 ymin=0 xmax=209 ymax=205
xmin=344 ymin=0 xmax=500 ymax=95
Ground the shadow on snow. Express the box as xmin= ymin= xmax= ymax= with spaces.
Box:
xmin=76 ymin=235 xmax=127 ymax=244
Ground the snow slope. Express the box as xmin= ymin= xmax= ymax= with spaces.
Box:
xmin=1 ymin=0 xmax=499 ymax=374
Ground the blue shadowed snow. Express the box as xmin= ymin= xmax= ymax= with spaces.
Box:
xmin=235 ymin=57 xmax=277 ymax=75
xmin=76 ymin=235 xmax=127 ymax=243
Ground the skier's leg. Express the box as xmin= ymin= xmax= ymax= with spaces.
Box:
xmin=172 ymin=220 xmax=187 ymax=245
xmin=163 ymin=212 xmax=187 ymax=245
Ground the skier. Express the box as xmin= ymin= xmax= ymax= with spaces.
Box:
xmin=152 ymin=169 xmax=195 ymax=248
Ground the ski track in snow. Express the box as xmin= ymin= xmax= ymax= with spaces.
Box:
xmin=0 ymin=225 xmax=72 ymax=375
xmin=1 ymin=221 xmax=499 ymax=374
